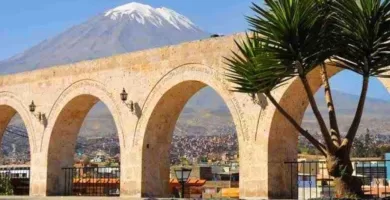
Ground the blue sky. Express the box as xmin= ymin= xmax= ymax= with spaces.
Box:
xmin=0 ymin=0 xmax=389 ymax=100
xmin=0 ymin=0 xmax=255 ymax=60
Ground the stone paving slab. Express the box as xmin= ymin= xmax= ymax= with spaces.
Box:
xmin=0 ymin=197 xmax=284 ymax=200
xmin=0 ymin=198 xmax=212 ymax=200
xmin=0 ymin=198 xmax=277 ymax=200
xmin=0 ymin=197 xmax=145 ymax=200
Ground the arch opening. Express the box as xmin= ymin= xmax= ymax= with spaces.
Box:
xmin=141 ymin=80 xmax=239 ymax=198
xmin=46 ymin=94 xmax=120 ymax=196
xmin=0 ymin=105 xmax=31 ymax=196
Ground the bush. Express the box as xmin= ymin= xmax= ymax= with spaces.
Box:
xmin=0 ymin=178 xmax=13 ymax=195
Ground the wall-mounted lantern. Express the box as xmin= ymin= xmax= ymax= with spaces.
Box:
xmin=29 ymin=101 xmax=36 ymax=113
xmin=29 ymin=101 xmax=43 ymax=122
xmin=121 ymin=88 xmax=135 ymax=113
xmin=120 ymin=88 xmax=128 ymax=102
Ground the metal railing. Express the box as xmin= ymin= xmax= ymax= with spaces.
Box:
xmin=0 ymin=166 xmax=30 ymax=196
xmin=285 ymin=160 xmax=390 ymax=199
xmin=62 ymin=167 xmax=120 ymax=196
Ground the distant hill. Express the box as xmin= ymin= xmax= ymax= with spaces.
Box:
xmin=79 ymin=87 xmax=390 ymax=137
xmin=309 ymin=90 xmax=390 ymax=116
xmin=80 ymin=87 xmax=235 ymax=137
xmin=304 ymin=90 xmax=390 ymax=135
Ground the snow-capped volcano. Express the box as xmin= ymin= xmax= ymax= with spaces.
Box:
xmin=0 ymin=2 xmax=209 ymax=74
xmin=104 ymin=2 xmax=196 ymax=30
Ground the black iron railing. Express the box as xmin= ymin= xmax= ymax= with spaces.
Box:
xmin=62 ymin=167 xmax=120 ymax=196
xmin=285 ymin=160 xmax=390 ymax=199
xmin=0 ymin=166 xmax=30 ymax=196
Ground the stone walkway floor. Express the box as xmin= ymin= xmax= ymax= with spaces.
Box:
xmin=0 ymin=198 xmax=193 ymax=200
xmin=0 ymin=197 xmax=153 ymax=200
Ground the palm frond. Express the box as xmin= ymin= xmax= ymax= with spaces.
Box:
xmin=225 ymin=0 xmax=336 ymax=95
xmin=332 ymin=0 xmax=390 ymax=77
xmin=246 ymin=0 xmax=334 ymax=76
xmin=224 ymin=33 xmax=295 ymax=94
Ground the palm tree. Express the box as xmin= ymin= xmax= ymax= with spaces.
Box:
xmin=226 ymin=0 xmax=390 ymax=197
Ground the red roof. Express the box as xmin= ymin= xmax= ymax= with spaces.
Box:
xmin=170 ymin=178 xmax=206 ymax=187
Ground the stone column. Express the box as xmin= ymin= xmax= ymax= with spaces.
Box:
xmin=239 ymin=142 xmax=269 ymax=198
xmin=238 ymin=125 xmax=298 ymax=199
xmin=29 ymin=151 xmax=49 ymax=196
xmin=119 ymin=147 xmax=143 ymax=197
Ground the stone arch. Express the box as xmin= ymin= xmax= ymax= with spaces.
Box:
xmin=135 ymin=63 xmax=244 ymax=197
xmin=0 ymin=91 xmax=36 ymax=154
xmin=41 ymin=79 xmax=124 ymax=195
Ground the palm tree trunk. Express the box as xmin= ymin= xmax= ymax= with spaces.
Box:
xmin=323 ymin=76 xmax=369 ymax=198
xmin=343 ymin=76 xmax=369 ymax=150
xmin=265 ymin=92 xmax=327 ymax=155
xmin=320 ymin=64 xmax=341 ymax=147
xmin=266 ymin=90 xmax=365 ymax=196
xmin=326 ymin=152 xmax=364 ymax=198
xmin=300 ymin=76 xmax=335 ymax=152
xmin=333 ymin=176 xmax=364 ymax=198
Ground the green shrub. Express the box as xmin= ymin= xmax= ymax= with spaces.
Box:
xmin=0 ymin=178 xmax=13 ymax=195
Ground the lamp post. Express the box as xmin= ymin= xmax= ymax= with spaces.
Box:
xmin=174 ymin=167 xmax=192 ymax=198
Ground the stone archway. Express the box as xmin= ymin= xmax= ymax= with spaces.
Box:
xmin=135 ymin=64 xmax=245 ymax=198
xmin=40 ymin=80 xmax=125 ymax=195
xmin=0 ymin=92 xmax=35 ymax=155
xmin=0 ymin=92 xmax=35 ymax=195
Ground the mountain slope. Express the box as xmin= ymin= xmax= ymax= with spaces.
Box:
xmin=303 ymin=90 xmax=390 ymax=135
xmin=0 ymin=2 xmax=209 ymax=74
xmin=78 ymin=88 xmax=390 ymax=137
xmin=307 ymin=90 xmax=390 ymax=116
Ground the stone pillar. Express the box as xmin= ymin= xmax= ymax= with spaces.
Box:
xmin=238 ymin=128 xmax=298 ymax=199
xmin=239 ymin=142 xmax=269 ymax=198
xmin=29 ymin=151 xmax=49 ymax=196
xmin=45 ymin=140 xmax=76 ymax=195
xmin=119 ymin=147 xmax=142 ymax=197
xmin=29 ymin=143 xmax=78 ymax=197
xmin=233 ymin=87 xmax=300 ymax=199
xmin=140 ymin=142 xmax=171 ymax=198
xmin=267 ymin=125 xmax=299 ymax=199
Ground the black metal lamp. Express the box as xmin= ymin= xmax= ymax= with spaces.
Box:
xmin=174 ymin=167 xmax=192 ymax=198
xmin=29 ymin=101 xmax=36 ymax=113
xmin=120 ymin=88 xmax=128 ymax=102
xmin=29 ymin=101 xmax=43 ymax=122
xmin=121 ymin=88 xmax=135 ymax=113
